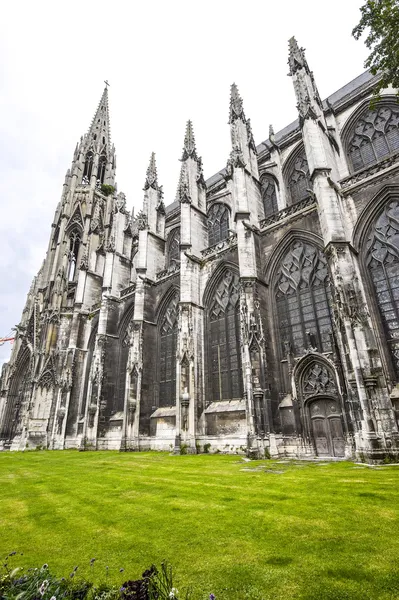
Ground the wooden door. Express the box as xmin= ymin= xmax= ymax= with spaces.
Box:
xmin=309 ymin=398 xmax=345 ymax=457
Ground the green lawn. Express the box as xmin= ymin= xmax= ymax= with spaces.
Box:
xmin=1 ymin=452 xmax=399 ymax=600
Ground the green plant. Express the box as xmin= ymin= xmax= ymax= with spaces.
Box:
xmin=358 ymin=451 xmax=367 ymax=463
xmin=203 ymin=443 xmax=211 ymax=454
xmin=264 ymin=447 xmax=271 ymax=460
xmin=100 ymin=184 xmax=115 ymax=197
xmin=179 ymin=444 xmax=188 ymax=455
xmin=353 ymin=0 xmax=399 ymax=105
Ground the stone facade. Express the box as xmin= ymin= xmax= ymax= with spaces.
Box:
xmin=1 ymin=38 xmax=399 ymax=460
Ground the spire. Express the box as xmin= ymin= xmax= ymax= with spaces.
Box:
xmin=177 ymin=161 xmax=191 ymax=204
xmin=288 ymin=36 xmax=323 ymax=122
xmin=87 ymin=85 xmax=111 ymax=150
xmin=288 ymin=37 xmax=309 ymax=76
xmin=144 ymin=152 xmax=158 ymax=190
xmin=229 ymin=83 xmax=246 ymax=124
xmin=181 ymin=120 xmax=197 ymax=161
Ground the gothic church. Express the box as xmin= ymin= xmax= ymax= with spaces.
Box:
xmin=1 ymin=38 xmax=399 ymax=460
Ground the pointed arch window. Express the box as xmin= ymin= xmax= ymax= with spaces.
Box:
xmin=207 ymin=270 xmax=243 ymax=401
xmin=97 ymin=152 xmax=107 ymax=184
xmin=348 ymin=104 xmax=399 ymax=172
xmin=68 ymin=230 xmax=81 ymax=281
xmin=366 ymin=200 xmax=399 ymax=377
xmin=286 ymin=149 xmax=311 ymax=205
xmin=83 ymin=151 xmax=94 ymax=182
xmin=261 ymin=175 xmax=278 ymax=217
xmin=275 ymin=241 xmax=333 ymax=356
xmin=207 ymin=204 xmax=229 ymax=246
xmin=159 ymin=292 xmax=179 ymax=406
xmin=168 ymin=228 xmax=180 ymax=269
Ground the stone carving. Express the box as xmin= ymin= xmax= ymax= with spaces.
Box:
xmin=144 ymin=153 xmax=159 ymax=190
xmin=276 ymin=241 xmax=329 ymax=295
xmin=105 ymin=234 xmax=115 ymax=253
xmin=37 ymin=369 xmax=55 ymax=390
xmin=114 ymin=192 xmax=126 ymax=213
xmin=229 ymin=83 xmax=246 ymax=124
xmin=90 ymin=200 xmax=103 ymax=233
xmin=246 ymin=118 xmax=257 ymax=154
xmin=120 ymin=284 xmax=136 ymax=299
xmin=79 ymin=250 xmax=89 ymax=271
xmin=301 ymin=362 xmax=337 ymax=397
xmin=136 ymin=210 xmax=147 ymax=231
xmin=340 ymin=151 xmax=399 ymax=189
xmin=122 ymin=319 xmax=135 ymax=347
xmin=209 ymin=270 xmax=240 ymax=320
xmin=196 ymin=156 xmax=206 ymax=187
xmin=182 ymin=121 xmax=198 ymax=161
xmin=177 ymin=162 xmax=191 ymax=204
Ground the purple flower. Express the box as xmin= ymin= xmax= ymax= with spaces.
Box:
xmin=209 ymin=595 xmax=216 ymax=600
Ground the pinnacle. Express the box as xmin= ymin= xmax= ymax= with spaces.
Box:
xmin=229 ymin=83 xmax=246 ymax=124
xmin=181 ymin=120 xmax=197 ymax=161
xmin=87 ymin=86 xmax=111 ymax=149
xmin=144 ymin=152 xmax=158 ymax=190
xmin=177 ymin=161 xmax=191 ymax=204
xmin=288 ymin=36 xmax=308 ymax=76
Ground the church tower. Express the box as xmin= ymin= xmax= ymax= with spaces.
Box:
xmin=0 ymin=85 xmax=131 ymax=450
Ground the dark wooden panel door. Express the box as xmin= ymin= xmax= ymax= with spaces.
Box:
xmin=309 ymin=398 xmax=345 ymax=457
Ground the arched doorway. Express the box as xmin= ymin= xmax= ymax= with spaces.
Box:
xmin=295 ymin=356 xmax=346 ymax=458
xmin=308 ymin=397 xmax=345 ymax=457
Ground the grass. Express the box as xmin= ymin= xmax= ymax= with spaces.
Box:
xmin=1 ymin=451 xmax=399 ymax=600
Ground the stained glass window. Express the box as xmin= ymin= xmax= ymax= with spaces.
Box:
xmin=207 ymin=204 xmax=229 ymax=247
xmin=261 ymin=175 xmax=278 ymax=217
xmin=287 ymin=149 xmax=311 ymax=205
xmin=208 ymin=270 xmax=243 ymax=401
xmin=366 ymin=200 xmax=399 ymax=377
xmin=276 ymin=241 xmax=333 ymax=356
xmin=348 ymin=105 xmax=399 ymax=172
xmin=168 ymin=228 xmax=180 ymax=269
xmin=159 ymin=292 xmax=179 ymax=406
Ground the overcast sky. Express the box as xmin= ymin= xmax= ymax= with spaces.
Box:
xmin=0 ymin=0 xmax=368 ymax=367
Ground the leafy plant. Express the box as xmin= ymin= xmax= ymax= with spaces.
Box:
xmin=101 ymin=184 xmax=115 ymax=197
xmin=353 ymin=0 xmax=399 ymax=105
xmin=203 ymin=443 xmax=211 ymax=454
xmin=179 ymin=444 xmax=188 ymax=456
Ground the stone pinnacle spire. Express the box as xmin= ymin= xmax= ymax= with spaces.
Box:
xmin=288 ymin=36 xmax=323 ymax=121
xmin=181 ymin=120 xmax=198 ymax=161
xmin=87 ymin=85 xmax=111 ymax=149
xmin=144 ymin=152 xmax=158 ymax=190
xmin=288 ymin=36 xmax=309 ymax=76
xmin=229 ymin=83 xmax=246 ymax=124
xmin=177 ymin=161 xmax=191 ymax=203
